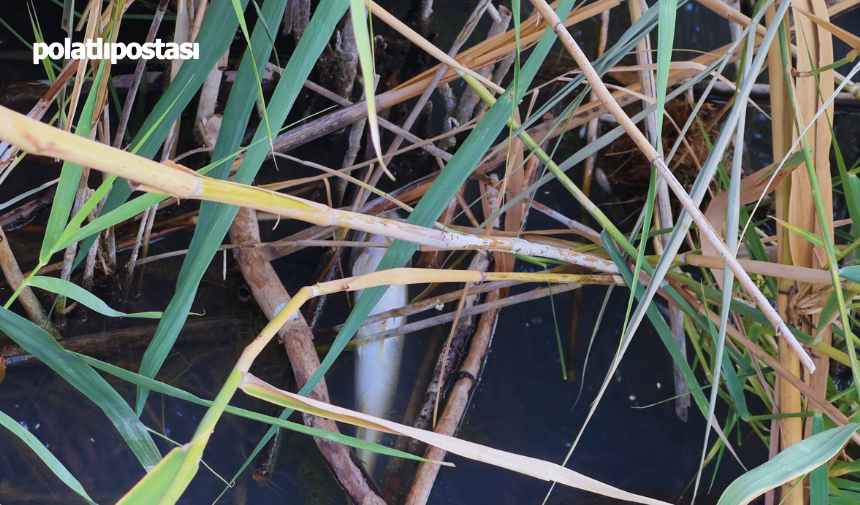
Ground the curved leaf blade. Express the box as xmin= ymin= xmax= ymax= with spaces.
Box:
xmin=0 ymin=308 xmax=161 ymax=470
xmin=718 ymin=424 xmax=859 ymax=505
xmin=0 ymin=409 xmax=96 ymax=505
xmin=29 ymin=277 xmax=162 ymax=319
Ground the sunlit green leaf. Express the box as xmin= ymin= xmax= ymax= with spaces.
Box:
xmin=718 ymin=424 xmax=859 ymax=505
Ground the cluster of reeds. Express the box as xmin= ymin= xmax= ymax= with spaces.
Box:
xmin=1 ymin=0 xmax=860 ymax=503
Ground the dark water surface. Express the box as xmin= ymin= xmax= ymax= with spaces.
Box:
xmin=3 ymin=0 xmax=860 ymax=503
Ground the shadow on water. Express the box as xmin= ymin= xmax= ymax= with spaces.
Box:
xmin=2 ymin=0 xmax=860 ymax=503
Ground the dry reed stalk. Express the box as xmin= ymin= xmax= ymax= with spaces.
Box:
xmin=679 ymin=254 xmax=839 ymax=285
xmin=582 ymin=9 xmax=609 ymax=198
xmin=492 ymin=108 xmax=527 ymax=274
xmin=731 ymin=0 xmax=813 ymax=499
xmin=476 ymin=6 xmax=521 ymax=118
xmin=0 ymin=105 xmax=616 ymax=274
xmin=828 ymin=0 xmax=860 ymax=16
xmin=792 ymin=0 xmax=837 ymax=430
xmin=455 ymin=7 xmax=512 ymax=125
xmin=432 ymin=254 xmax=487 ymax=427
xmin=149 ymin=267 xmax=659 ymax=504
xmin=394 ymin=0 xmax=621 ymax=95
xmin=786 ymin=0 xmax=836 ymax=501
xmin=696 ymin=303 xmax=860 ymax=447
xmin=342 ymin=280 xmax=612 ymax=349
xmin=476 ymin=170 xmax=602 ymax=242
xmin=475 ymin=37 xmax=751 ymax=189
xmin=92 ymin=1 xmax=128 ymax=119
xmin=381 ymin=0 xmax=493 ymax=166
xmin=266 ymin=0 xmax=620 ymax=158
xmin=0 ymin=227 xmax=51 ymax=332
xmin=319 ymin=270 xmax=577 ymax=335
xmin=161 ymin=0 xmax=191 ymax=160
xmin=195 ymin=46 xmax=228 ymax=148
xmin=526 ymin=0 xmax=813 ymax=371
xmin=229 ymin=208 xmax=383 ymax=504
xmin=65 ymin=0 xmax=101 ymax=132
xmin=1 ymin=316 xmax=245 ymax=368
xmin=697 ymin=0 xmax=860 ymax=97
xmin=115 ymin=0 xmax=169 ymax=149
xmin=626 ymin=0 xmax=671 ymax=247
xmin=302 ymin=79 xmax=453 ymax=161
xmin=0 ymin=61 xmax=78 ymax=173
xmin=405 ymin=286 xmax=503 ymax=505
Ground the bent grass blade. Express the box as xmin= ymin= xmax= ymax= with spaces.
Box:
xmin=239 ymin=373 xmax=670 ymax=505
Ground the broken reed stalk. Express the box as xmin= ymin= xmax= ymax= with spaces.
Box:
xmin=140 ymin=268 xmax=627 ymax=502
xmin=405 ymin=286 xmax=503 ymax=505
xmin=0 ymin=227 xmax=51 ymax=331
xmin=0 ymin=60 xmax=78 ymax=172
xmin=381 ymin=0 xmax=493 ymax=165
xmin=0 ymin=105 xmax=615 ymax=274
xmin=525 ymin=0 xmax=814 ymax=372
xmin=229 ymin=207 xmax=382 ymax=504
xmin=582 ymin=9 xmax=609 ymax=198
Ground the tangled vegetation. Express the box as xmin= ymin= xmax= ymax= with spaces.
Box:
xmin=1 ymin=0 xmax=860 ymax=503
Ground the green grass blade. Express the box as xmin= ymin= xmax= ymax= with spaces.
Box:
xmin=0 ymin=408 xmax=96 ymax=505
xmin=28 ymin=4 xmax=57 ymax=83
xmin=28 ymin=277 xmax=162 ymax=319
xmin=0 ymin=307 xmax=161 ymax=470
xmin=603 ymin=234 xmax=710 ymax=413
xmin=117 ymin=446 xmax=187 ymax=504
xmin=833 ymin=129 xmax=860 ymax=229
xmin=61 ymin=0 xmax=74 ymax=35
xmin=810 ymin=413 xmax=829 ymax=505
xmin=300 ymin=0 xmax=577 ymax=404
xmin=547 ymin=284 xmax=567 ymax=380
xmin=700 ymin=286 xmax=750 ymax=419
xmin=216 ymin=0 xmax=578 ymax=492
xmin=839 ymin=265 xmax=860 ymax=283
xmin=609 ymin=0 xmax=788 ymax=396
xmin=619 ymin=167 xmax=657 ymax=364
xmin=777 ymin=218 xmax=827 ymax=248
xmin=655 ymin=0 xmax=678 ymax=142
xmin=133 ymin=0 xmax=295 ymax=413
xmin=717 ymin=424 xmax=859 ymax=505
xmin=83 ymin=0 xmax=252 ymax=261
xmin=134 ymin=0 xmax=347 ymax=414
xmin=696 ymin=24 xmax=754 ymax=500
xmin=229 ymin=0 xmax=276 ymax=154
xmin=38 ymin=58 xmax=106 ymax=265
xmin=0 ymin=14 xmax=61 ymax=76
xmin=0 ymin=177 xmax=54 ymax=213
xmin=349 ymin=0 xmax=392 ymax=179
xmin=79 ymin=354 xmax=436 ymax=463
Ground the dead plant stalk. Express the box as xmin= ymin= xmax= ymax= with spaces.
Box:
xmin=0 ymin=106 xmax=616 ymax=274
xmin=526 ymin=0 xmax=814 ymax=372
